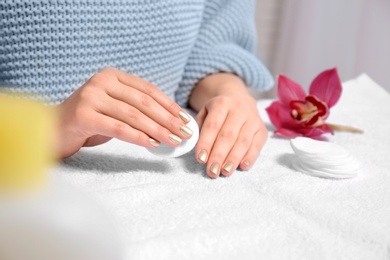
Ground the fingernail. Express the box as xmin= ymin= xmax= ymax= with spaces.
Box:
xmin=223 ymin=162 xmax=234 ymax=173
xmin=180 ymin=125 xmax=193 ymax=137
xmin=243 ymin=160 xmax=250 ymax=167
xmin=210 ymin=162 xmax=220 ymax=176
xmin=169 ymin=134 xmax=182 ymax=145
xmin=179 ymin=111 xmax=191 ymax=123
xmin=149 ymin=138 xmax=160 ymax=147
xmin=198 ymin=149 xmax=208 ymax=163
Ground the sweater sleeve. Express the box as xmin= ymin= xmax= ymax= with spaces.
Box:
xmin=175 ymin=0 xmax=274 ymax=107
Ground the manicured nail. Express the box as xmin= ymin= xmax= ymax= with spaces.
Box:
xmin=223 ymin=162 xmax=234 ymax=173
xmin=243 ymin=160 xmax=250 ymax=166
xmin=198 ymin=149 xmax=208 ymax=163
xmin=169 ymin=134 xmax=182 ymax=145
xmin=210 ymin=163 xmax=220 ymax=176
xmin=149 ymin=138 xmax=160 ymax=147
xmin=180 ymin=125 xmax=193 ymax=137
xmin=179 ymin=111 xmax=191 ymax=123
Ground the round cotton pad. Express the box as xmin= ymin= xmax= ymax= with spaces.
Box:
xmin=146 ymin=114 xmax=199 ymax=158
xmin=291 ymin=137 xmax=350 ymax=158
xmin=290 ymin=137 xmax=361 ymax=179
xmin=292 ymin=159 xmax=355 ymax=179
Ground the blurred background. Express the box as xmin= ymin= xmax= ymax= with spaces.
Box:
xmin=255 ymin=0 xmax=390 ymax=96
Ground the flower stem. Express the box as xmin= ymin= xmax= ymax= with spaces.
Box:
xmin=327 ymin=123 xmax=364 ymax=134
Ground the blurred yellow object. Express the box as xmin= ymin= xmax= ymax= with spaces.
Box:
xmin=0 ymin=95 xmax=56 ymax=192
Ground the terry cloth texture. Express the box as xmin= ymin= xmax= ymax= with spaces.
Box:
xmin=57 ymin=75 xmax=390 ymax=260
xmin=0 ymin=0 xmax=273 ymax=106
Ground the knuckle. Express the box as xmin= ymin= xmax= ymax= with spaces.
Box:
xmin=234 ymin=100 xmax=242 ymax=108
xmin=252 ymin=119 xmax=263 ymax=129
xmin=168 ymin=100 xmax=179 ymax=111
xmin=255 ymin=130 xmax=267 ymax=146
xmin=140 ymin=94 xmax=153 ymax=107
xmin=154 ymin=125 xmax=167 ymax=138
xmin=204 ymin=121 xmax=219 ymax=131
xmin=220 ymin=129 xmax=235 ymax=140
xmin=126 ymin=107 xmax=139 ymax=120
xmin=251 ymin=143 xmax=263 ymax=155
xmin=92 ymin=71 xmax=111 ymax=84
xmin=239 ymin=135 xmax=250 ymax=146
xmin=78 ymin=85 xmax=104 ymax=108
xmin=255 ymin=140 xmax=264 ymax=150
xmin=168 ymin=115 xmax=178 ymax=128
xmin=78 ymin=86 xmax=94 ymax=102
xmin=230 ymin=99 xmax=240 ymax=109
xmin=210 ymin=152 xmax=224 ymax=162
xmin=227 ymin=155 xmax=240 ymax=164
xmin=112 ymin=121 xmax=127 ymax=137
xmin=196 ymin=139 xmax=211 ymax=150
xmin=217 ymin=96 xmax=234 ymax=106
xmin=143 ymin=82 xmax=156 ymax=95
xmin=135 ymin=131 xmax=144 ymax=144
xmin=214 ymin=96 xmax=227 ymax=106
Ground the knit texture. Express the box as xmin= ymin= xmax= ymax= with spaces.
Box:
xmin=0 ymin=0 xmax=273 ymax=106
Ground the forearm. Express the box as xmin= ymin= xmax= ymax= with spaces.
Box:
xmin=188 ymin=73 xmax=257 ymax=112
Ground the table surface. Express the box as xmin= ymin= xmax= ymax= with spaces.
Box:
xmin=56 ymin=74 xmax=390 ymax=260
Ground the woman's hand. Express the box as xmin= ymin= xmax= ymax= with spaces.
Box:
xmin=56 ymin=67 xmax=193 ymax=158
xmin=189 ymin=73 xmax=268 ymax=178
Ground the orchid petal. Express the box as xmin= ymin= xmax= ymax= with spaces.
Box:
xmin=275 ymin=128 xmax=303 ymax=138
xmin=266 ymin=101 xmax=297 ymax=129
xmin=305 ymin=95 xmax=329 ymax=117
xmin=265 ymin=101 xmax=283 ymax=129
xmin=277 ymin=74 xmax=306 ymax=105
xmin=321 ymin=124 xmax=334 ymax=135
xmin=301 ymin=124 xmax=334 ymax=137
xmin=310 ymin=135 xmax=329 ymax=141
xmin=309 ymin=68 xmax=342 ymax=108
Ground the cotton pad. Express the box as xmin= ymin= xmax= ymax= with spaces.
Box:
xmin=146 ymin=114 xmax=199 ymax=158
xmin=290 ymin=137 xmax=362 ymax=179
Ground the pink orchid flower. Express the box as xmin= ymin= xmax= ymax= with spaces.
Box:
xmin=266 ymin=68 xmax=342 ymax=138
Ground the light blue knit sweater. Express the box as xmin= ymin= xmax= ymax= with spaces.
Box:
xmin=0 ymin=0 xmax=273 ymax=106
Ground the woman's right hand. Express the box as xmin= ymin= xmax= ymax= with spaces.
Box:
xmin=56 ymin=67 xmax=193 ymax=158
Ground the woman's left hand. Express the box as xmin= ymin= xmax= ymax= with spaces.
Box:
xmin=194 ymin=94 xmax=268 ymax=178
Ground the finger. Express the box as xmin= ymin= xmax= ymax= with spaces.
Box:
xmin=239 ymin=129 xmax=268 ymax=170
xmin=107 ymin=82 xmax=191 ymax=141
xmin=195 ymin=107 xmax=228 ymax=167
xmin=195 ymin=107 xmax=207 ymax=129
xmin=83 ymin=135 xmax=112 ymax=147
xmin=206 ymin=111 xmax=247 ymax=178
xmin=220 ymin=122 xmax=257 ymax=176
xmin=105 ymin=67 xmax=191 ymax=123
xmin=99 ymin=96 xmax=182 ymax=146
xmin=90 ymin=113 xmax=159 ymax=148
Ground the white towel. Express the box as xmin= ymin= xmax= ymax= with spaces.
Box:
xmin=56 ymin=74 xmax=390 ymax=260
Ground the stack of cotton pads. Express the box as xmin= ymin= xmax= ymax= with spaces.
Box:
xmin=290 ymin=137 xmax=362 ymax=179
xmin=146 ymin=113 xmax=199 ymax=158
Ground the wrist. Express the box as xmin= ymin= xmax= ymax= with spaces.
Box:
xmin=189 ymin=73 xmax=255 ymax=111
